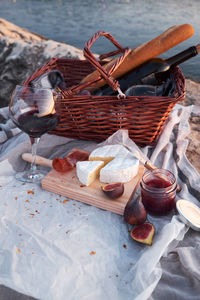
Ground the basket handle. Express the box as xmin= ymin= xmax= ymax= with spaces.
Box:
xmin=83 ymin=31 xmax=131 ymax=95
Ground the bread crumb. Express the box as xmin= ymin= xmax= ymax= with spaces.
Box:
xmin=62 ymin=199 xmax=70 ymax=203
xmin=27 ymin=190 xmax=34 ymax=194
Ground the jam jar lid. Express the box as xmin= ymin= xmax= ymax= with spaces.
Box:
xmin=176 ymin=199 xmax=200 ymax=231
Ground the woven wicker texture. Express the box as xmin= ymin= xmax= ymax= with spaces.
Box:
xmin=24 ymin=33 xmax=185 ymax=146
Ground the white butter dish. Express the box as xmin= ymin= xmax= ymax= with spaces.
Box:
xmin=176 ymin=199 xmax=200 ymax=231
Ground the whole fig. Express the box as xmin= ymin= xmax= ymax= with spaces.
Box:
xmin=124 ymin=195 xmax=147 ymax=225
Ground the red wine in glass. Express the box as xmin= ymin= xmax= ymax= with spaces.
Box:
xmin=17 ymin=109 xmax=59 ymax=138
xmin=9 ymin=85 xmax=60 ymax=183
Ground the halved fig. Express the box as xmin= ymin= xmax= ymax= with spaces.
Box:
xmin=102 ymin=182 xmax=124 ymax=199
xmin=130 ymin=223 xmax=155 ymax=246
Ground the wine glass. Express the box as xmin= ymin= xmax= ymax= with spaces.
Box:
xmin=9 ymin=85 xmax=60 ymax=183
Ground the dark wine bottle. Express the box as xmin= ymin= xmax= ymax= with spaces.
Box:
xmin=92 ymin=44 xmax=200 ymax=96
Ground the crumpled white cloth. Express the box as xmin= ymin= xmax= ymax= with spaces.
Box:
xmin=0 ymin=106 xmax=21 ymax=143
xmin=0 ymin=104 xmax=200 ymax=300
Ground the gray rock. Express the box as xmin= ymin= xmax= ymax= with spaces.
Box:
xmin=0 ymin=18 xmax=84 ymax=107
xmin=184 ymin=80 xmax=200 ymax=173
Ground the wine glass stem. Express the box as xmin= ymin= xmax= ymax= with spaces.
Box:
xmin=30 ymin=137 xmax=40 ymax=173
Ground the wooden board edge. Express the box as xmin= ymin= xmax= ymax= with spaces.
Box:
xmin=42 ymin=167 xmax=144 ymax=215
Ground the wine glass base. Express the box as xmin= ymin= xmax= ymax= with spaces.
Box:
xmin=15 ymin=170 xmax=45 ymax=183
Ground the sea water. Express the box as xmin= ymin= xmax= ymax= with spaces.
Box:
xmin=0 ymin=0 xmax=200 ymax=82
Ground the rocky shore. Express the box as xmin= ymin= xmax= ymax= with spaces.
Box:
xmin=0 ymin=18 xmax=199 ymax=173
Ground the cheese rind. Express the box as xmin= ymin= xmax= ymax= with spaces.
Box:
xmin=89 ymin=144 xmax=130 ymax=163
xmin=77 ymin=144 xmax=139 ymax=186
xmin=76 ymin=160 xmax=104 ymax=186
xmin=100 ymin=156 xmax=139 ymax=183
xmin=89 ymin=144 xmax=139 ymax=184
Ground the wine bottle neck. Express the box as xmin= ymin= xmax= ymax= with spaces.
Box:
xmin=166 ymin=45 xmax=199 ymax=68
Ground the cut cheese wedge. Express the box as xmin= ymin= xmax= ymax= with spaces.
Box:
xmin=76 ymin=160 xmax=104 ymax=186
xmin=76 ymin=144 xmax=139 ymax=185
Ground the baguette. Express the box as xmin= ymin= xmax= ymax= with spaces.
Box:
xmin=81 ymin=24 xmax=194 ymax=90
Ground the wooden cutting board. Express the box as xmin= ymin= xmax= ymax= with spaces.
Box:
xmin=41 ymin=165 xmax=145 ymax=215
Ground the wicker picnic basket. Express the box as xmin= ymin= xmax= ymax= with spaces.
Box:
xmin=24 ymin=31 xmax=185 ymax=146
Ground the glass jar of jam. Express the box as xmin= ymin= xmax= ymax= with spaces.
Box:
xmin=140 ymin=169 xmax=177 ymax=216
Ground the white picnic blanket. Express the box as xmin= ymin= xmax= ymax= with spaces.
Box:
xmin=0 ymin=103 xmax=200 ymax=300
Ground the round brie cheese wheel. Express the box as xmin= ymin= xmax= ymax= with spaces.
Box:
xmin=100 ymin=156 xmax=139 ymax=183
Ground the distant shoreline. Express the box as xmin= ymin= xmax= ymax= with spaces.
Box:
xmin=0 ymin=17 xmax=199 ymax=111
xmin=1 ymin=0 xmax=200 ymax=82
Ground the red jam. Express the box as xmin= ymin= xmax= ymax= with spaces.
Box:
xmin=140 ymin=169 xmax=177 ymax=216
